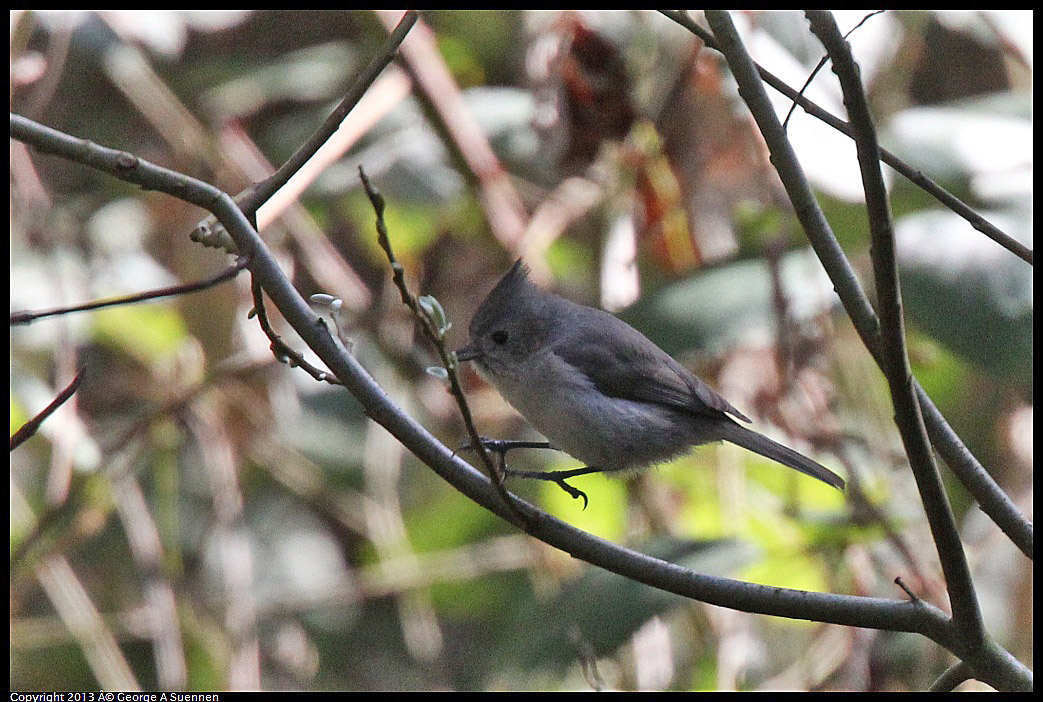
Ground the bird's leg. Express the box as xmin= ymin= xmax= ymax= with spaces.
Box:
xmin=503 ymin=465 xmax=607 ymax=510
xmin=455 ymin=437 xmax=598 ymax=508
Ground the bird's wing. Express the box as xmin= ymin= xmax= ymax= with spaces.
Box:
xmin=551 ymin=313 xmax=751 ymax=423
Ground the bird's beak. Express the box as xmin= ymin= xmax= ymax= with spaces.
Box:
xmin=455 ymin=344 xmax=479 ymax=362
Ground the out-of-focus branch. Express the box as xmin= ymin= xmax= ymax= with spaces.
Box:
xmin=10 ymin=368 xmax=85 ymax=452
xmin=375 ymin=9 xmax=529 ymax=251
xmin=10 ymin=257 xmax=248 ymax=326
xmin=111 ymin=476 xmax=187 ymax=689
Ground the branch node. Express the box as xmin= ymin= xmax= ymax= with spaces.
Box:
xmin=894 ymin=576 xmax=921 ymax=604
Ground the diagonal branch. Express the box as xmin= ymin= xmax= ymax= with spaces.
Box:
xmin=10 ymin=367 xmax=86 ymax=451
xmin=239 ymin=10 xmax=418 ymax=219
xmin=189 ymin=10 xmax=419 ymax=254
xmin=679 ymin=11 xmax=1031 ymax=561
xmin=804 ymin=8 xmax=984 ymax=649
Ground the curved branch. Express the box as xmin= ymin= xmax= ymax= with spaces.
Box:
xmin=930 ymin=661 xmax=974 ymax=692
xmin=188 ymin=11 xmax=419 ymax=256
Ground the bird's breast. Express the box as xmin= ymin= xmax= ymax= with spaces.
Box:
xmin=487 ymin=351 xmax=700 ymax=471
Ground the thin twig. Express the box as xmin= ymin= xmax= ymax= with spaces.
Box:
xmin=238 ymin=10 xmax=418 ymax=218
xmin=358 ymin=166 xmax=526 ymax=520
xmin=10 ymin=367 xmax=86 ymax=451
xmin=10 ymin=256 xmax=248 ymax=326
xmin=189 ymin=10 xmax=419 ymax=254
xmin=782 ymin=11 xmax=886 ymax=130
xmin=249 ymin=276 xmax=341 ymax=386
xmin=894 ymin=576 xmax=920 ymax=604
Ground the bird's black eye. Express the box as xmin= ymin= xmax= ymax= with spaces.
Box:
xmin=490 ymin=329 xmax=508 ymax=345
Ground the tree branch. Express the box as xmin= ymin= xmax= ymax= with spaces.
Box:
xmin=929 ymin=661 xmax=973 ymax=692
xmin=703 ymin=11 xmax=1030 ymax=690
xmin=240 ymin=10 xmax=418 ymax=218
xmin=10 ymin=367 xmax=85 ymax=451
xmin=188 ymin=10 xmax=419 ymax=254
xmin=804 ymin=7 xmax=984 ymax=648
xmin=10 ymin=256 xmax=248 ymax=326
xmin=681 ymin=12 xmax=1032 ymax=561
xmin=358 ymin=166 xmax=524 ymax=520
xmin=11 ymin=100 xmax=1030 ymax=691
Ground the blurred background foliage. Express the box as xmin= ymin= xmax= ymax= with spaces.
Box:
xmin=10 ymin=10 xmax=1032 ymax=692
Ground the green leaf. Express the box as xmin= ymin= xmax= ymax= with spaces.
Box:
xmin=896 ymin=209 xmax=1032 ymax=383
xmin=92 ymin=304 xmax=188 ymax=362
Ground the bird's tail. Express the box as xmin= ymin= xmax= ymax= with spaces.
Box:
xmin=717 ymin=422 xmax=845 ymax=490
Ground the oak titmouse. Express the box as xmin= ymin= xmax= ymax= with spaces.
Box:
xmin=456 ymin=260 xmax=845 ymax=490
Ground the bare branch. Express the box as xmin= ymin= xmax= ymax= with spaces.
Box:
xmin=188 ymin=10 xmax=419 ymax=254
xmin=805 ymin=10 xmax=984 ymax=648
xmin=929 ymin=661 xmax=974 ymax=692
xmin=683 ymin=12 xmax=1032 ymax=560
xmin=781 ymin=11 xmax=887 ymax=130
xmin=10 ymin=256 xmax=248 ymax=326
xmin=249 ymin=276 xmax=342 ymax=386
xmin=358 ymin=167 xmax=526 ymax=520
xmin=10 ymin=367 xmax=86 ymax=451
xmin=237 ymin=10 xmax=419 ymax=219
